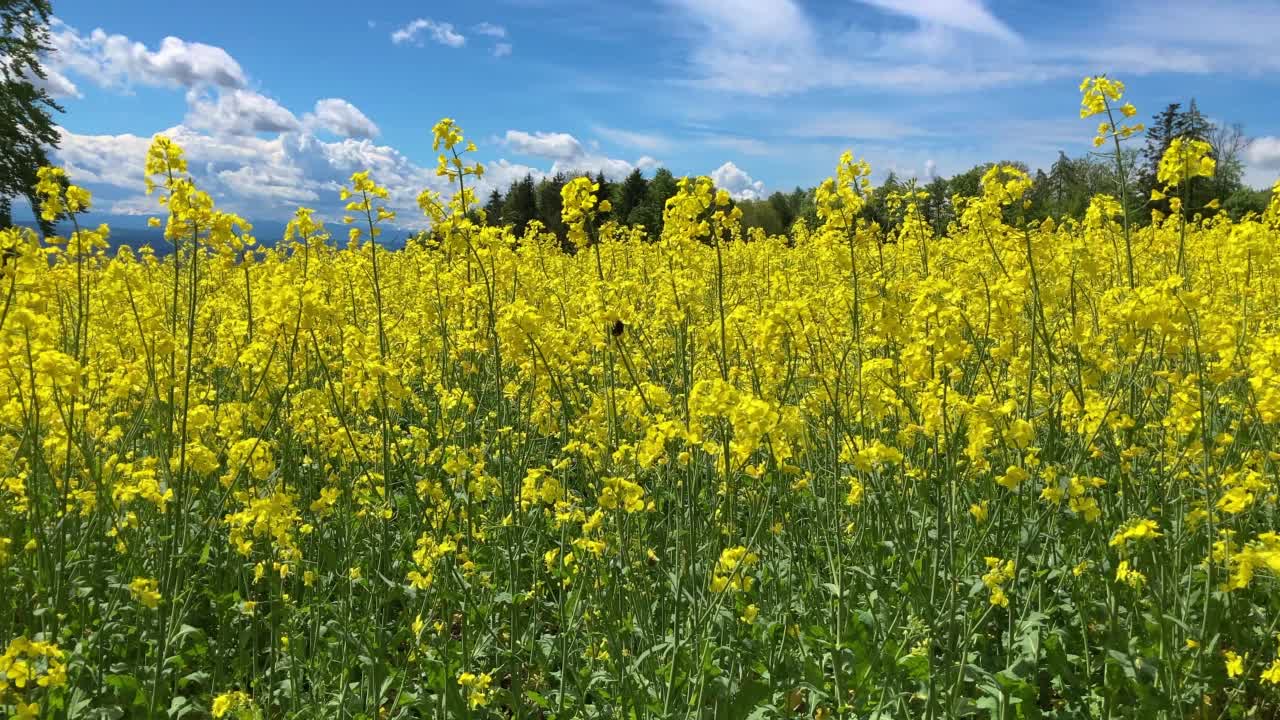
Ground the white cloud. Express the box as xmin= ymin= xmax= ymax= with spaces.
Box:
xmin=307 ymin=98 xmax=380 ymax=139
xmin=54 ymin=127 xmax=153 ymax=189
xmin=667 ymin=0 xmax=817 ymax=96
xmin=1 ymin=52 xmax=81 ymax=97
xmin=493 ymin=43 xmax=513 ymax=58
xmin=924 ymin=159 xmax=938 ymax=180
xmin=710 ymin=161 xmax=766 ymax=200
xmin=855 ymin=0 xmax=1021 ymax=45
xmin=665 ymin=0 xmax=1280 ymax=98
xmin=1104 ymin=0 xmax=1280 ymax=72
xmin=483 ymin=159 xmax=548 ymax=190
xmin=504 ymin=129 xmax=651 ymax=180
xmin=21 ymin=63 xmax=82 ymax=98
xmin=391 ymin=18 xmax=465 ymax=48
xmin=53 ymin=123 xmax=457 ymax=228
xmin=669 ymin=0 xmax=814 ymax=50
xmin=663 ymin=0 xmax=1040 ymax=96
xmin=505 ymin=130 xmax=584 ymax=161
xmin=34 ymin=18 xmax=652 ymax=227
xmin=51 ymin=118 xmax=647 ymax=227
xmin=47 ymin=19 xmax=247 ymax=90
xmin=551 ymin=155 xmax=635 ymax=181
xmin=108 ymin=195 xmax=165 ymax=216
xmin=184 ymin=89 xmax=300 ymax=136
xmin=1246 ymin=137 xmax=1280 ymax=187
xmin=473 ymin=22 xmax=507 ymax=39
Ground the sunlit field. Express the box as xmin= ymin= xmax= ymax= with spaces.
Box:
xmin=4 ymin=77 xmax=1280 ymax=719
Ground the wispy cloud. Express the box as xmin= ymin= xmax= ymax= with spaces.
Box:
xmin=706 ymin=136 xmax=775 ymax=156
xmin=786 ymin=112 xmax=932 ymax=141
xmin=473 ymin=22 xmax=508 ymax=39
xmin=592 ymin=125 xmax=673 ymax=153
xmin=664 ymin=0 xmax=1280 ymax=99
xmin=390 ymin=18 xmax=465 ymax=48
xmin=854 ymin=0 xmax=1022 ymax=45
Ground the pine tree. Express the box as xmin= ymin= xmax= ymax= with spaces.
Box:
xmin=502 ymin=175 xmax=538 ymax=237
xmin=767 ymin=191 xmax=796 ymax=232
xmin=536 ymin=173 xmax=567 ymax=247
xmin=1177 ymin=99 xmax=1212 ymax=143
xmin=612 ymin=169 xmax=648 ymax=225
xmin=1176 ymin=99 xmax=1216 ymax=216
xmin=1140 ymin=103 xmax=1183 ymax=201
xmin=1142 ymin=100 xmax=1219 ymax=216
xmin=635 ymin=168 xmax=677 ymax=240
xmin=593 ymin=171 xmax=613 ymax=222
xmin=1 ymin=0 xmax=63 ymax=233
xmin=483 ymin=189 xmax=503 ymax=226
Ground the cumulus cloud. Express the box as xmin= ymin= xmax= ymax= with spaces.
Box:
xmin=504 ymin=129 xmax=653 ymax=180
xmin=1 ymin=51 xmax=82 ymax=98
xmin=391 ymin=18 xmax=465 ymax=48
xmin=53 ymin=123 xmax=456 ymax=227
xmin=184 ymin=89 xmax=300 ymax=136
xmin=551 ymin=155 xmax=636 ymax=180
xmin=47 ymin=19 xmax=246 ymax=90
xmin=54 ymin=127 xmax=153 ymax=190
xmin=1247 ymin=136 xmax=1280 ymax=171
xmin=492 ymin=43 xmax=513 ymax=58
xmin=1246 ymin=137 xmax=1280 ymax=188
xmin=306 ymin=98 xmax=380 ymax=139
xmin=505 ymin=130 xmax=584 ymax=162
xmin=34 ymin=13 xmax=637 ymax=227
xmin=27 ymin=65 xmax=81 ymax=98
xmin=51 ymin=117 xmax=644 ymax=229
xmin=710 ymin=161 xmax=766 ymax=200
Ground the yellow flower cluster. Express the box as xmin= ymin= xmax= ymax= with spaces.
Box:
xmin=129 ymin=576 xmax=162 ymax=609
xmin=211 ymin=690 xmax=254 ymax=718
xmin=711 ymin=545 xmax=760 ymax=593
xmin=457 ymin=670 xmax=493 ymax=709
xmin=0 ymin=638 xmax=66 ymax=709
xmin=982 ymin=556 xmax=1016 ymax=608
xmin=1157 ymin=136 xmax=1216 ymax=188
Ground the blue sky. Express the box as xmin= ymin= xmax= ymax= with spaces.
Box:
xmin=24 ymin=0 xmax=1280 ymax=227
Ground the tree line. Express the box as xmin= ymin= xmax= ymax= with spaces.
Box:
xmin=470 ymin=100 xmax=1269 ymax=248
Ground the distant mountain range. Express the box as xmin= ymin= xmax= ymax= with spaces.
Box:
xmin=13 ymin=214 xmax=415 ymax=254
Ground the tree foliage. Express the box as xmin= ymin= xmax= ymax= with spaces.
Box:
xmin=0 ymin=0 xmax=62 ymax=233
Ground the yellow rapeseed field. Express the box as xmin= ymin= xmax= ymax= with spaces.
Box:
xmin=3 ymin=76 xmax=1280 ymax=719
